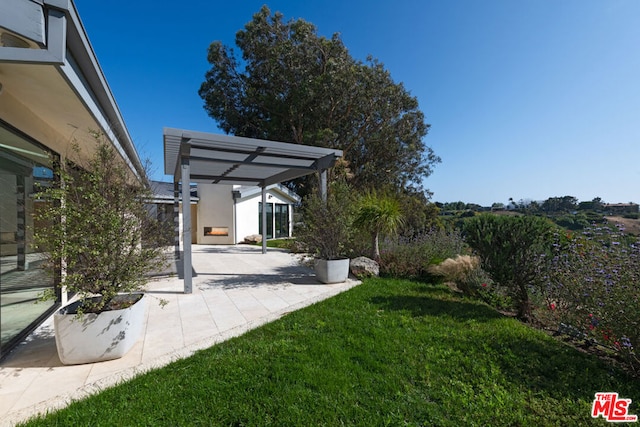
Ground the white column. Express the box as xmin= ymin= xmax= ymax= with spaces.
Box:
xmin=320 ymin=169 xmax=328 ymax=202
xmin=261 ymin=186 xmax=267 ymax=254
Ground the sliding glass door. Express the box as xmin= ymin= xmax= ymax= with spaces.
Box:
xmin=274 ymin=204 xmax=289 ymax=238
xmin=258 ymin=202 xmax=290 ymax=240
xmin=258 ymin=202 xmax=273 ymax=239
xmin=0 ymin=125 xmax=57 ymax=359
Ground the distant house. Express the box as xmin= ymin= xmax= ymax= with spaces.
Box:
xmin=151 ymin=181 xmax=299 ymax=245
xmin=604 ymin=203 xmax=639 ymax=215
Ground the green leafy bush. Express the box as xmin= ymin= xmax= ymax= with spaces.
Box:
xmin=463 ymin=214 xmax=555 ymax=321
xmin=33 ymin=141 xmax=171 ymax=314
xmin=296 ymin=181 xmax=356 ymax=260
xmin=553 ymin=213 xmax=590 ymax=230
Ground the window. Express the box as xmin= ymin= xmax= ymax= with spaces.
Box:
xmin=259 ymin=202 xmax=290 ymax=239
xmin=0 ymin=124 xmax=57 ymax=359
xmin=258 ymin=202 xmax=273 ymax=239
xmin=274 ymin=204 xmax=289 ymax=238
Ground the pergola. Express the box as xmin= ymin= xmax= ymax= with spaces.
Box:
xmin=163 ymin=127 xmax=343 ymax=293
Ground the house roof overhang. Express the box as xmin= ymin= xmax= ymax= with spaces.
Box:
xmin=163 ymin=127 xmax=342 ymax=187
xmin=0 ymin=0 xmax=145 ymax=180
xmin=233 ymin=184 xmax=301 ymax=204
xmin=150 ymin=180 xmax=199 ymax=204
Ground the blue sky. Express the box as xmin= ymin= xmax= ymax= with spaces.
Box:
xmin=75 ymin=0 xmax=640 ymax=206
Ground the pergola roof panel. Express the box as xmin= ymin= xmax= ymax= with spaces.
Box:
xmin=164 ymin=127 xmax=342 ymax=186
xmin=190 ymin=147 xmax=248 ymax=162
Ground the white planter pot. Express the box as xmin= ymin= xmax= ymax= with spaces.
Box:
xmin=314 ymin=258 xmax=350 ymax=284
xmin=54 ymin=293 xmax=147 ymax=365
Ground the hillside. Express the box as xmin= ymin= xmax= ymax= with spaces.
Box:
xmin=605 ymin=216 xmax=640 ymax=236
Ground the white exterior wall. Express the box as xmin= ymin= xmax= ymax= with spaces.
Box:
xmin=196 ymin=184 xmax=234 ymax=244
xmin=235 ymin=196 xmax=259 ymax=243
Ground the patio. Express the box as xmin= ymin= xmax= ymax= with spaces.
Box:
xmin=0 ymin=245 xmax=359 ymax=427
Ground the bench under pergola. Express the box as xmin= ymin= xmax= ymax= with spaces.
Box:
xmin=163 ymin=127 xmax=342 ymax=293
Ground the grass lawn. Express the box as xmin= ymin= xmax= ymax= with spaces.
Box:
xmin=23 ymin=278 xmax=638 ymax=426
xmin=251 ymin=238 xmax=298 ymax=250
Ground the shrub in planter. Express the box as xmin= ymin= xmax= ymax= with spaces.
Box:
xmin=297 ymin=181 xmax=355 ymax=261
xmin=33 ymin=139 xmax=171 ymax=362
xmin=296 ymin=181 xmax=355 ymax=283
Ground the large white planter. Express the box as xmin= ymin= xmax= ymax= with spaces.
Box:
xmin=54 ymin=293 xmax=147 ymax=365
xmin=314 ymin=258 xmax=350 ymax=284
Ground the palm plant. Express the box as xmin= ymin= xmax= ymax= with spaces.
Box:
xmin=354 ymin=191 xmax=404 ymax=261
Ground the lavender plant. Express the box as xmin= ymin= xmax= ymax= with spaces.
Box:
xmin=540 ymin=224 xmax=639 ymax=371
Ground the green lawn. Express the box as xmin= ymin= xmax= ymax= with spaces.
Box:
xmin=251 ymin=238 xmax=298 ymax=250
xmin=23 ymin=278 xmax=638 ymax=426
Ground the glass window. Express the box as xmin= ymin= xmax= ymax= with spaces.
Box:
xmin=0 ymin=125 xmax=57 ymax=359
xmin=274 ymin=204 xmax=289 ymax=238
xmin=258 ymin=202 xmax=273 ymax=239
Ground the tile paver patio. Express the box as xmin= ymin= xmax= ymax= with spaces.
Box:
xmin=0 ymin=245 xmax=359 ymax=426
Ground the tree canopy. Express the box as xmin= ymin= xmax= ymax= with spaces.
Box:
xmin=199 ymin=6 xmax=439 ymax=196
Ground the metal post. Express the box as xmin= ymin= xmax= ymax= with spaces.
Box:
xmin=261 ymin=186 xmax=267 ymax=254
xmin=181 ymin=159 xmax=192 ymax=293
xmin=173 ymin=180 xmax=180 ymax=260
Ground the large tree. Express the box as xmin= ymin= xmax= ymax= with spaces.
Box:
xmin=199 ymin=6 xmax=439 ymax=195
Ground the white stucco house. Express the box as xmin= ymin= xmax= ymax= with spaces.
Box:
xmin=151 ymin=181 xmax=300 ymax=245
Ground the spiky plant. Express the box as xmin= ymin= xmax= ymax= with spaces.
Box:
xmin=354 ymin=191 xmax=404 ymax=261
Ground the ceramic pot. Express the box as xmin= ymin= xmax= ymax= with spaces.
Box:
xmin=314 ymin=258 xmax=350 ymax=284
xmin=54 ymin=293 xmax=147 ymax=365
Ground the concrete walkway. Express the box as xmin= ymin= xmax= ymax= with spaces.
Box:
xmin=0 ymin=245 xmax=360 ymax=426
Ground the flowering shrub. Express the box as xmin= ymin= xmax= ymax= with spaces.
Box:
xmin=378 ymin=229 xmax=465 ymax=279
xmin=540 ymin=224 xmax=640 ymax=372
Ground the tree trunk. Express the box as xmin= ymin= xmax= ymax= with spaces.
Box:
xmin=517 ymin=284 xmax=531 ymax=322
xmin=372 ymin=232 xmax=380 ymax=262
